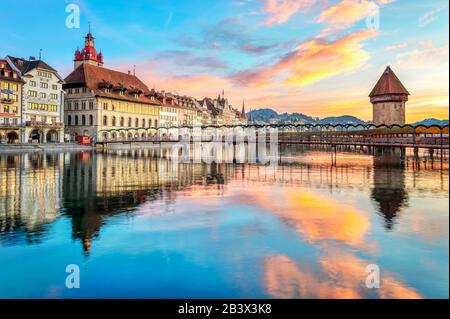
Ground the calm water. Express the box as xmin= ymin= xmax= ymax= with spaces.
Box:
xmin=0 ymin=146 xmax=448 ymax=298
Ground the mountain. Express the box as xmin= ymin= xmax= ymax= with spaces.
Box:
xmin=246 ymin=108 xmax=366 ymax=125
xmin=317 ymin=116 xmax=366 ymax=125
xmin=410 ymin=118 xmax=449 ymax=126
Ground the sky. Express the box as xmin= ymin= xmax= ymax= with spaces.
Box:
xmin=2 ymin=0 xmax=449 ymax=122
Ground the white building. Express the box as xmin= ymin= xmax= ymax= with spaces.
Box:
xmin=7 ymin=56 xmax=65 ymax=143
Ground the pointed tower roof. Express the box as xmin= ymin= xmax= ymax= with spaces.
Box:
xmin=241 ymin=99 xmax=246 ymax=119
xmin=369 ymin=66 xmax=409 ymax=97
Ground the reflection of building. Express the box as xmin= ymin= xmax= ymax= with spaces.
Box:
xmin=370 ymin=66 xmax=409 ymax=126
xmin=0 ymin=60 xmax=24 ymax=143
xmin=371 ymin=149 xmax=408 ymax=230
xmin=7 ymin=55 xmax=65 ymax=143
xmin=63 ymin=32 xmax=161 ymax=142
xmin=0 ymin=153 xmax=63 ymax=244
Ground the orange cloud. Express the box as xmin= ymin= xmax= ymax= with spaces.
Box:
xmin=232 ymin=28 xmax=377 ymax=88
xmin=262 ymin=0 xmax=315 ymax=25
xmin=317 ymin=0 xmax=394 ymax=35
xmin=264 ymin=253 xmax=423 ymax=299
xmin=242 ymin=187 xmax=371 ymax=248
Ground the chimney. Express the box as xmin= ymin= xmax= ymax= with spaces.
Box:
xmin=29 ymin=56 xmax=36 ymax=61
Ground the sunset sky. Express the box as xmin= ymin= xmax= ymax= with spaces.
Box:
xmin=2 ymin=0 xmax=449 ymax=122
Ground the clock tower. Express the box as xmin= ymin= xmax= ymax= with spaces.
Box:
xmin=74 ymin=32 xmax=104 ymax=69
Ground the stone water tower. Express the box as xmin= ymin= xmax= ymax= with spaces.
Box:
xmin=369 ymin=66 xmax=409 ymax=126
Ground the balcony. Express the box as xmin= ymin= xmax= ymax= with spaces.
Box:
xmin=1 ymin=98 xmax=14 ymax=104
xmin=25 ymin=121 xmax=64 ymax=128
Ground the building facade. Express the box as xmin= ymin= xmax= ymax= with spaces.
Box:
xmin=7 ymin=56 xmax=65 ymax=143
xmin=63 ymin=32 xmax=161 ymax=142
xmin=0 ymin=60 xmax=24 ymax=143
xmin=370 ymin=66 xmax=409 ymax=126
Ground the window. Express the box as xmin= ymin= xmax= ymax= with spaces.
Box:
xmin=67 ymin=102 xmax=72 ymax=110
xmin=75 ymin=115 xmax=79 ymax=125
xmin=28 ymin=90 xmax=37 ymax=97
xmin=89 ymin=101 xmax=94 ymax=110
xmin=41 ymin=82 xmax=48 ymax=89
xmin=142 ymin=119 xmax=145 ymax=127
xmin=75 ymin=102 xmax=79 ymax=110
xmin=40 ymin=92 xmax=46 ymax=99
xmin=120 ymin=117 xmax=124 ymax=126
xmin=112 ymin=116 xmax=116 ymax=126
xmin=50 ymin=93 xmax=58 ymax=100
xmin=75 ymin=88 xmax=79 ymax=94
xmin=103 ymin=116 xmax=108 ymax=126
xmin=82 ymin=102 xmax=86 ymax=110
xmin=68 ymin=115 xmax=72 ymax=126
xmin=128 ymin=117 xmax=132 ymax=127
xmin=82 ymin=88 xmax=87 ymax=93
xmin=41 ymin=116 xmax=47 ymax=123
xmin=82 ymin=115 xmax=86 ymax=126
xmin=135 ymin=118 xmax=139 ymax=127
xmin=52 ymin=84 xmax=58 ymax=90
xmin=149 ymin=119 xmax=152 ymax=127
xmin=103 ymin=103 xmax=108 ymax=110
xmin=89 ymin=115 xmax=93 ymax=126
xmin=12 ymin=84 xmax=18 ymax=91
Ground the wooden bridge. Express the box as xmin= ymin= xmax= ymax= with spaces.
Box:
xmin=94 ymin=124 xmax=449 ymax=150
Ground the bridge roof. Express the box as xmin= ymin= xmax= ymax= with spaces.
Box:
xmin=369 ymin=66 xmax=410 ymax=97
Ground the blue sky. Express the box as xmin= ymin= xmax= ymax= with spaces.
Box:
xmin=2 ymin=0 xmax=449 ymax=121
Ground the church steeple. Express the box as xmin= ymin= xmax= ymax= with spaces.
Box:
xmin=74 ymin=28 xmax=104 ymax=69
xmin=241 ymin=99 xmax=246 ymax=119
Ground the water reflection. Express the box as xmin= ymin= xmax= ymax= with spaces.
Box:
xmin=0 ymin=145 xmax=448 ymax=298
xmin=371 ymin=148 xmax=408 ymax=230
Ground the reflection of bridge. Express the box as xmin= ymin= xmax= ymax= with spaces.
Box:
xmin=95 ymin=123 xmax=449 ymax=150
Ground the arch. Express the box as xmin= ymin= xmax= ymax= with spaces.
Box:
xmin=75 ymin=115 xmax=79 ymax=126
xmin=112 ymin=116 xmax=116 ymax=126
xmin=119 ymin=131 xmax=126 ymax=141
xmin=120 ymin=117 xmax=124 ymax=127
xmin=82 ymin=115 xmax=86 ymax=126
xmin=46 ymin=129 xmax=59 ymax=143
xmin=135 ymin=118 xmax=139 ymax=127
xmin=6 ymin=131 xmax=19 ymax=144
xmin=111 ymin=132 xmax=117 ymax=141
xmin=142 ymin=118 xmax=146 ymax=127
xmin=89 ymin=114 xmax=94 ymax=126
xmin=102 ymin=132 xmax=109 ymax=141
xmin=68 ymin=115 xmax=72 ymax=126
xmin=128 ymin=117 xmax=132 ymax=127
xmin=103 ymin=115 xmax=108 ymax=126
xmin=29 ymin=129 xmax=44 ymax=143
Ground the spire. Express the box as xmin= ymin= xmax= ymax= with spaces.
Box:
xmin=241 ymin=98 xmax=246 ymax=118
